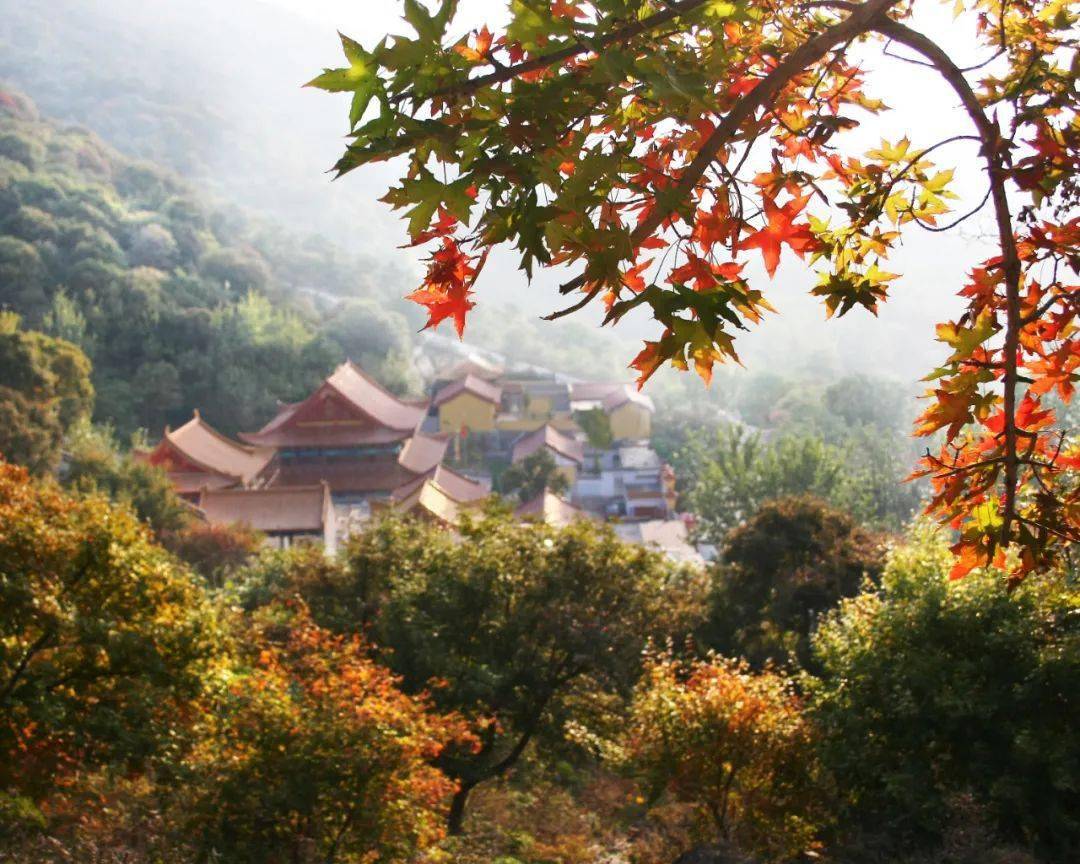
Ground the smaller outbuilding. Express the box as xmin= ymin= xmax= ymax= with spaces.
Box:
xmin=432 ymin=374 xmax=503 ymax=434
xmin=511 ymin=424 xmax=585 ymax=486
xmin=197 ymin=482 xmax=337 ymax=554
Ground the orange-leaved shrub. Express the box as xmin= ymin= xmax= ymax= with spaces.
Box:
xmin=622 ymin=652 xmax=827 ymax=863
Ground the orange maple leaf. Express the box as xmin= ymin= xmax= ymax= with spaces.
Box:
xmin=739 ymin=195 xmax=816 ymax=277
xmin=622 ymin=258 xmax=654 ymax=293
xmin=692 ymin=200 xmax=735 ymax=248
xmin=455 ymin=26 xmax=493 ymax=62
xmin=949 ymin=540 xmax=989 ymax=581
xmin=406 ymin=285 xmax=476 ymax=339
xmin=630 ymin=339 xmax=665 ymax=388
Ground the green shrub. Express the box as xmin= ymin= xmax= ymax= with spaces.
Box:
xmin=807 ymin=528 xmax=1080 ymax=860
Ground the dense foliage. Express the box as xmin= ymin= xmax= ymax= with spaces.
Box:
xmin=682 ymin=425 xmax=918 ymax=543
xmin=0 ymin=313 xmax=92 ymax=475
xmin=183 ymin=602 xmax=470 ymax=864
xmin=244 ymin=510 xmax=705 ymax=834
xmin=0 ymin=464 xmax=484 ymax=863
xmin=700 ymin=495 xmax=886 ymax=669
xmin=624 ymin=654 xmax=826 ymax=863
xmin=0 ymin=461 xmax=224 ymax=817
xmin=2 ymin=455 xmax=1077 ymax=863
xmin=0 ymin=86 xmax=419 ymax=438
xmin=808 ymin=530 xmax=1080 ymax=859
xmin=62 ymin=421 xmax=192 ymax=535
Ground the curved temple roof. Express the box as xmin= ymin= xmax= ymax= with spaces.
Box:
xmin=242 ymin=361 xmax=429 ymax=446
xmin=198 ymin=484 xmax=331 ymax=533
xmin=516 ymin=491 xmax=589 ymax=527
xmin=432 ymin=374 xmax=503 ymax=408
xmin=511 ymin=424 xmax=585 ymax=466
xmin=152 ymin=412 xmax=272 ymax=485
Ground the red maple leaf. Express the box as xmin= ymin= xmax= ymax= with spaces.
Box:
xmin=622 ymin=258 xmax=654 ymax=293
xmin=407 ymin=241 xmax=488 ymax=338
xmin=739 ymin=194 xmax=816 ymax=277
xmin=406 ymin=285 xmax=476 ymax=338
xmin=692 ymin=200 xmax=735 ymax=248
xmin=551 ymin=0 xmax=586 ymax=19
xmin=407 ymin=209 xmax=459 ymax=246
xmin=630 ymin=339 xmax=665 ymax=388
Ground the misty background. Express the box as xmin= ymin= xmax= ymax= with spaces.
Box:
xmin=0 ymin=0 xmax=999 ymax=398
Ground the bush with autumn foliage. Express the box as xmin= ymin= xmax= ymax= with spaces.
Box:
xmin=0 ymin=461 xmax=225 ymax=823
xmin=0 ymin=464 xmax=478 ymax=863
xmin=241 ymin=508 xmax=708 ymax=835
xmin=620 ymin=654 xmax=827 ymax=864
xmin=180 ymin=602 xmax=472 ymax=864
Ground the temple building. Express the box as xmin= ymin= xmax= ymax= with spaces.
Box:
xmin=198 ymin=484 xmax=338 ymax=553
xmin=432 ymin=374 xmax=502 ymax=435
xmin=240 ymin=360 xmax=449 ymax=505
xmin=146 ymin=356 xmax=679 ymax=553
xmin=378 ymin=464 xmax=489 ymax=527
xmin=138 ymin=410 xmax=273 ymax=502
xmin=510 ymin=424 xmax=585 ymax=486
xmin=516 ymin=490 xmax=590 ymax=527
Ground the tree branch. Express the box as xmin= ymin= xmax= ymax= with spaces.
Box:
xmin=393 ymin=0 xmax=712 ymax=106
xmin=545 ymin=0 xmax=903 ymax=320
xmin=872 ymin=20 xmax=1024 ymax=550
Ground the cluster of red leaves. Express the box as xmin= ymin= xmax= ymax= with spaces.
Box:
xmin=914 ymin=218 xmax=1080 ymax=581
xmin=406 ymin=208 xmax=488 ymax=338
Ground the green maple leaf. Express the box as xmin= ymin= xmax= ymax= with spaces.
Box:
xmin=306 ymin=34 xmax=384 ymax=129
xmin=403 ymin=0 xmax=459 ymax=43
xmin=937 ymin=308 xmax=998 ymax=361
xmin=382 ymin=169 xmax=475 ymax=237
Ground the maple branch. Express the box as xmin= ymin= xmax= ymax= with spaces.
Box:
xmin=914 ymin=184 xmax=993 ymax=232
xmin=392 ymin=0 xmax=712 ymax=106
xmin=546 ymin=0 xmax=903 ymax=319
xmin=1017 ymin=515 xmax=1080 ymax=545
xmin=1021 ymin=287 xmax=1080 ymax=326
xmin=874 ymin=20 xmax=1025 ymax=552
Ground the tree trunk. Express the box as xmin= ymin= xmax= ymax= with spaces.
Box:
xmin=447 ymin=782 xmax=474 ymax=836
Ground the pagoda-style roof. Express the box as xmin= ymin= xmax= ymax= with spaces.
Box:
xmin=517 ymin=491 xmax=589 ymax=527
xmin=602 ymin=384 xmax=655 ymax=414
xmin=379 ymin=464 xmax=489 ymax=527
xmin=141 ymin=412 xmax=272 ymax=493
xmin=198 ymin=484 xmax=332 ymax=534
xmin=398 ymin=433 xmax=450 ymax=474
xmin=511 ymin=424 xmax=585 ymax=466
xmin=241 ymin=361 xmax=428 ymax=448
xmin=432 ymin=374 xmax=502 ymax=407
xmin=440 ymin=354 xmax=504 ymax=381
xmin=389 ymin=479 xmax=465 ymax=526
xmin=568 ymin=381 xmax=625 ymax=405
xmin=391 ymin=464 xmax=488 ymax=506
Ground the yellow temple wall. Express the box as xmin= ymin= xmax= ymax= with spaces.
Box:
xmin=609 ymin=402 xmax=652 ymax=440
xmin=439 ymin=392 xmax=496 ymax=433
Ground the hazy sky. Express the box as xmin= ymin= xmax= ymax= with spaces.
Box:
xmin=259 ymin=0 xmax=998 ymax=380
xmin=265 ymin=0 xmax=507 ymax=33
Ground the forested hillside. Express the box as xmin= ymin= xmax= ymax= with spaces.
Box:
xmin=0 ymin=85 xmax=422 ymax=436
